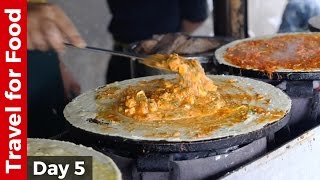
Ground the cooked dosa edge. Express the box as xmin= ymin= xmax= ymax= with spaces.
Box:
xmin=223 ymin=34 xmax=320 ymax=74
xmin=91 ymin=54 xmax=288 ymax=139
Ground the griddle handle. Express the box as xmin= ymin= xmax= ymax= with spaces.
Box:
xmin=136 ymin=154 xmax=173 ymax=172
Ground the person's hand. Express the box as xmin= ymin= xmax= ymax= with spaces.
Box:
xmin=27 ymin=3 xmax=86 ymax=52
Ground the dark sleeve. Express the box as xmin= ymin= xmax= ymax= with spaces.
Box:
xmin=180 ymin=0 xmax=209 ymax=22
xmin=28 ymin=50 xmax=66 ymax=138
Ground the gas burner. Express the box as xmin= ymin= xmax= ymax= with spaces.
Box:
xmin=54 ymin=130 xmax=270 ymax=179
xmin=95 ymin=138 xmax=267 ymax=180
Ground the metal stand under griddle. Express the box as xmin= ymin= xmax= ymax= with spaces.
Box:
xmin=55 ymin=130 xmax=267 ymax=180
xmin=279 ymin=81 xmax=320 ymax=134
xmin=106 ymin=138 xmax=266 ymax=180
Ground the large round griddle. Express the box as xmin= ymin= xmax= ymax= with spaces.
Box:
xmin=215 ymin=32 xmax=320 ymax=80
xmin=66 ymin=114 xmax=289 ymax=156
xmin=63 ymin=75 xmax=291 ymax=154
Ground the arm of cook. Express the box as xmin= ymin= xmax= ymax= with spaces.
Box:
xmin=180 ymin=0 xmax=209 ymax=33
xmin=27 ymin=0 xmax=86 ymax=52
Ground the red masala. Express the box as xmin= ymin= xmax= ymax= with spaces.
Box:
xmin=224 ymin=34 xmax=320 ymax=73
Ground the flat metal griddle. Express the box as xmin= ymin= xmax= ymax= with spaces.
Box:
xmin=63 ymin=75 xmax=291 ymax=156
xmin=65 ymin=113 xmax=289 ymax=156
xmin=214 ymin=32 xmax=320 ymax=80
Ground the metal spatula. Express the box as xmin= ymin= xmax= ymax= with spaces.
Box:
xmin=65 ymin=43 xmax=171 ymax=71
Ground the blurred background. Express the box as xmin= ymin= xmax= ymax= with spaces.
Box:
xmin=50 ymin=0 xmax=287 ymax=92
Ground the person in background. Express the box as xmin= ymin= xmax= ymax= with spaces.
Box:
xmin=279 ymin=0 xmax=320 ymax=32
xmin=105 ymin=0 xmax=209 ymax=83
xmin=27 ymin=1 xmax=86 ymax=138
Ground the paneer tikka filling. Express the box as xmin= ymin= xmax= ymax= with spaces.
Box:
xmin=117 ymin=54 xmax=224 ymax=120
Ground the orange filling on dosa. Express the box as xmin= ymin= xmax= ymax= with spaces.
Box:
xmin=224 ymin=34 xmax=320 ymax=75
xmin=117 ymin=54 xmax=224 ymax=121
